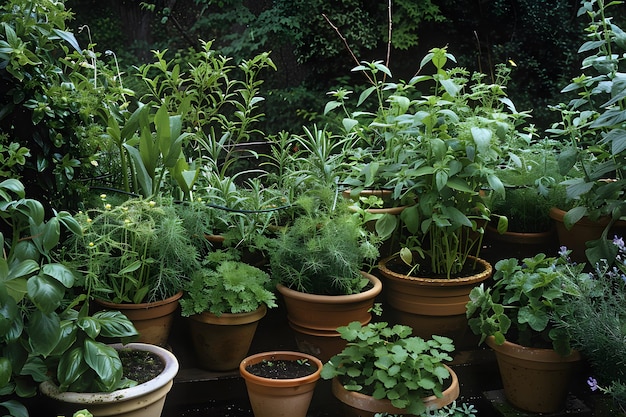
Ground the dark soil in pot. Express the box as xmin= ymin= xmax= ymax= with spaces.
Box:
xmin=119 ymin=348 xmax=165 ymax=384
xmin=245 ymin=359 xmax=318 ymax=379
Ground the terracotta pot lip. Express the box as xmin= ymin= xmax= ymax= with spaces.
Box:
xmin=485 ymin=336 xmax=581 ymax=362
xmin=548 ymin=207 xmax=613 ymax=226
xmin=189 ymin=304 xmax=267 ymax=325
xmin=486 ymin=223 xmax=556 ymax=237
xmin=40 ymin=343 xmax=179 ymax=403
xmin=95 ymin=291 xmax=183 ymax=309
xmin=239 ymin=351 xmax=323 ymax=387
xmin=378 ymin=255 xmax=492 ymax=285
xmin=276 ymin=271 xmax=382 ymax=302
xmin=332 ymin=364 xmax=459 ymax=411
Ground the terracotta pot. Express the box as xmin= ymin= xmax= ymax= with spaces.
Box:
xmin=187 ymin=304 xmax=267 ymax=371
xmin=484 ymin=223 xmax=560 ymax=263
xmin=378 ymin=255 xmax=492 ymax=348
xmin=276 ymin=272 xmax=382 ymax=361
xmin=95 ymin=291 xmax=182 ymax=347
xmin=486 ymin=336 xmax=581 ymax=413
xmin=331 ymin=364 xmax=460 ymax=417
xmin=239 ymin=351 xmax=323 ymax=417
xmin=548 ymin=207 xmax=612 ymax=263
xmin=40 ymin=343 xmax=179 ymax=417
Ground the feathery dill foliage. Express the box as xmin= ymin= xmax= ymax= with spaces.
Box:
xmin=270 ymin=206 xmax=378 ymax=296
xmin=66 ymin=197 xmax=202 ymax=303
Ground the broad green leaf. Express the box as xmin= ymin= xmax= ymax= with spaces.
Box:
xmin=0 ymin=357 xmax=11 ymax=389
xmin=78 ymin=317 xmax=102 ymax=340
xmin=123 ymin=144 xmax=152 ymax=197
xmin=27 ymin=310 xmax=61 ymax=357
xmin=27 ymin=275 xmax=64 ymax=314
xmin=94 ymin=310 xmax=138 ymax=338
xmin=0 ymin=400 xmax=27 ymax=417
xmin=57 ymin=346 xmax=88 ymax=391
xmin=84 ymin=339 xmax=122 ymax=391
xmin=52 ymin=29 xmax=81 ymax=52
xmin=41 ymin=263 xmax=75 ymax=288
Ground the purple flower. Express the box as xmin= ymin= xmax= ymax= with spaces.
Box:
xmin=613 ymin=236 xmax=625 ymax=251
xmin=558 ymin=246 xmax=569 ymax=257
xmin=587 ymin=377 xmax=599 ymax=392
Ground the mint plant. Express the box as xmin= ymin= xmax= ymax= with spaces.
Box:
xmin=321 ymin=321 xmax=455 ymax=416
xmin=466 ymin=252 xmax=587 ymax=355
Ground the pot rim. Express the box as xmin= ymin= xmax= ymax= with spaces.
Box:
xmin=332 ymin=363 xmax=459 ymax=412
xmin=188 ymin=304 xmax=267 ymax=325
xmin=239 ymin=350 xmax=323 ymax=387
xmin=485 ymin=336 xmax=581 ymax=363
xmin=378 ymin=254 xmax=492 ymax=285
xmin=276 ymin=271 xmax=382 ymax=302
xmin=40 ymin=343 xmax=179 ymax=403
xmin=95 ymin=291 xmax=183 ymax=310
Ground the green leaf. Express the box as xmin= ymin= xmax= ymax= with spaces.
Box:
xmin=57 ymin=346 xmax=88 ymax=391
xmin=52 ymin=29 xmax=82 ymax=52
xmin=41 ymin=263 xmax=75 ymax=288
xmin=27 ymin=310 xmax=61 ymax=357
xmin=27 ymin=274 xmax=65 ymax=314
xmin=0 ymin=400 xmax=28 ymax=417
xmin=0 ymin=357 xmax=11 ymax=389
xmin=83 ymin=339 xmax=122 ymax=391
xmin=94 ymin=310 xmax=138 ymax=338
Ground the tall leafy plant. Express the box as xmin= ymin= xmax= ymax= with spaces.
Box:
xmin=0 ymin=179 xmax=138 ymax=417
xmin=548 ymin=0 xmax=626 ymax=265
xmin=0 ymin=0 xmax=127 ymax=211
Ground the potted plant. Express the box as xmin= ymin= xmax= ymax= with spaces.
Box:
xmin=370 ymin=48 xmax=529 ymax=345
xmin=63 ymin=196 xmax=206 ymax=346
xmin=239 ymin=350 xmax=323 ymax=417
xmin=40 ymin=342 xmax=179 ymax=417
xmin=320 ymin=320 xmax=460 ymax=417
xmin=484 ymin=138 xmax=567 ymax=262
xmin=269 ymin=188 xmax=382 ymax=360
xmin=553 ymin=236 xmax=626 ymax=414
xmin=179 ymin=249 xmax=277 ymax=371
xmin=0 ymin=179 xmax=177 ymax=417
xmin=547 ymin=0 xmax=626 ymax=265
xmin=465 ymin=251 xmax=585 ymax=413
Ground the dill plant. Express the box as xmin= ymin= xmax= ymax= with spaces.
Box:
xmin=269 ymin=191 xmax=379 ymax=295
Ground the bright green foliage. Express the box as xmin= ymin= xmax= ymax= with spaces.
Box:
xmin=0 ymin=179 xmax=138 ymax=416
xmin=322 ymin=321 xmax=454 ymax=416
xmin=65 ymin=197 xmax=203 ymax=304
xmin=548 ymin=0 xmax=626 ymax=265
xmin=0 ymin=0 xmax=129 ymax=211
xmin=269 ymin=191 xmax=379 ymax=295
xmin=328 ymin=48 xmax=530 ymax=277
xmin=180 ymin=250 xmax=277 ymax=317
xmin=466 ymin=252 xmax=587 ymax=355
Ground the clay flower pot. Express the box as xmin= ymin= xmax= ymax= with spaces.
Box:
xmin=486 ymin=336 xmax=582 ymax=413
xmin=239 ymin=351 xmax=323 ymax=417
xmin=187 ymin=304 xmax=267 ymax=371
xmin=378 ymin=254 xmax=492 ymax=348
xmin=40 ymin=343 xmax=179 ymax=417
xmin=331 ymin=364 xmax=460 ymax=417
xmin=276 ymin=272 xmax=382 ymax=361
xmin=95 ymin=291 xmax=183 ymax=347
